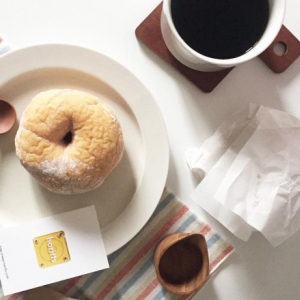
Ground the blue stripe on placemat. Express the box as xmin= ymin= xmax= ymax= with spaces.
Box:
xmin=111 ymin=257 xmax=154 ymax=300
xmin=176 ymin=214 xmax=197 ymax=232
xmin=71 ymin=192 xmax=175 ymax=299
xmin=153 ymin=287 xmax=168 ymax=300
xmin=207 ymin=233 xmax=221 ymax=248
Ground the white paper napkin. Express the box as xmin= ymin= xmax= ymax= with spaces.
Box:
xmin=188 ymin=104 xmax=260 ymax=241
xmin=186 ymin=103 xmax=259 ymax=181
xmin=215 ymin=106 xmax=300 ymax=246
xmin=188 ymin=103 xmax=300 ymax=246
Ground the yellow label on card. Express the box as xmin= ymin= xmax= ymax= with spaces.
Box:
xmin=33 ymin=231 xmax=71 ymax=268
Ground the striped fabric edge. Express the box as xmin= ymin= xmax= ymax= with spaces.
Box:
xmin=2 ymin=190 xmax=234 ymax=300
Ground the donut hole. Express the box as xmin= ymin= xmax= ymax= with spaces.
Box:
xmin=62 ymin=131 xmax=73 ymax=145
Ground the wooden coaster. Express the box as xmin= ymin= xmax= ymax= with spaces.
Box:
xmin=136 ymin=3 xmax=300 ymax=92
xmin=259 ymin=25 xmax=300 ymax=73
xmin=135 ymin=3 xmax=232 ymax=93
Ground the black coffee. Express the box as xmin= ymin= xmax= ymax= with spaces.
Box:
xmin=171 ymin=0 xmax=269 ymax=59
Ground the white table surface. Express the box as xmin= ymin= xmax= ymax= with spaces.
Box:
xmin=1 ymin=1 xmax=300 ymax=299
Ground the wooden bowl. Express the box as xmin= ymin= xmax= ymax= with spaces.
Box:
xmin=154 ymin=233 xmax=209 ymax=295
xmin=0 ymin=99 xmax=16 ymax=134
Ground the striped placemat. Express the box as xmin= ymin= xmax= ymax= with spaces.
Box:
xmin=1 ymin=189 xmax=234 ymax=300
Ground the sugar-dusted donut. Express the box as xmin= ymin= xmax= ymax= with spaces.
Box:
xmin=15 ymin=89 xmax=124 ymax=194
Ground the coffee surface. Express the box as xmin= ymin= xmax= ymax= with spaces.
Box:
xmin=171 ymin=0 xmax=269 ymax=59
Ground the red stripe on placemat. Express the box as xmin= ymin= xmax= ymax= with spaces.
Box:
xmin=137 ymin=278 xmax=159 ymax=300
xmin=59 ymin=276 xmax=83 ymax=295
xmin=96 ymin=205 xmax=189 ymax=300
xmin=200 ymin=225 xmax=211 ymax=235
xmin=8 ymin=292 xmax=23 ymax=300
xmin=209 ymin=245 xmax=234 ymax=271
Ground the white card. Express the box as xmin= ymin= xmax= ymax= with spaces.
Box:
xmin=0 ymin=206 xmax=109 ymax=296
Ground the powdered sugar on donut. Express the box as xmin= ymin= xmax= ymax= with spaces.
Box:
xmin=35 ymin=157 xmax=104 ymax=194
xmin=39 ymin=157 xmax=78 ymax=177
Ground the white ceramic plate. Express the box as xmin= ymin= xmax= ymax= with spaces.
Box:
xmin=0 ymin=44 xmax=169 ymax=254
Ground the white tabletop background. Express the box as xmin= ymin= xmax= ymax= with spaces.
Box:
xmin=1 ymin=0 xmax=300 ymax=299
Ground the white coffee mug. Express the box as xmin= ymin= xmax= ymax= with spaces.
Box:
xmin=161 ymin=0 xmax=286 ymax=72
